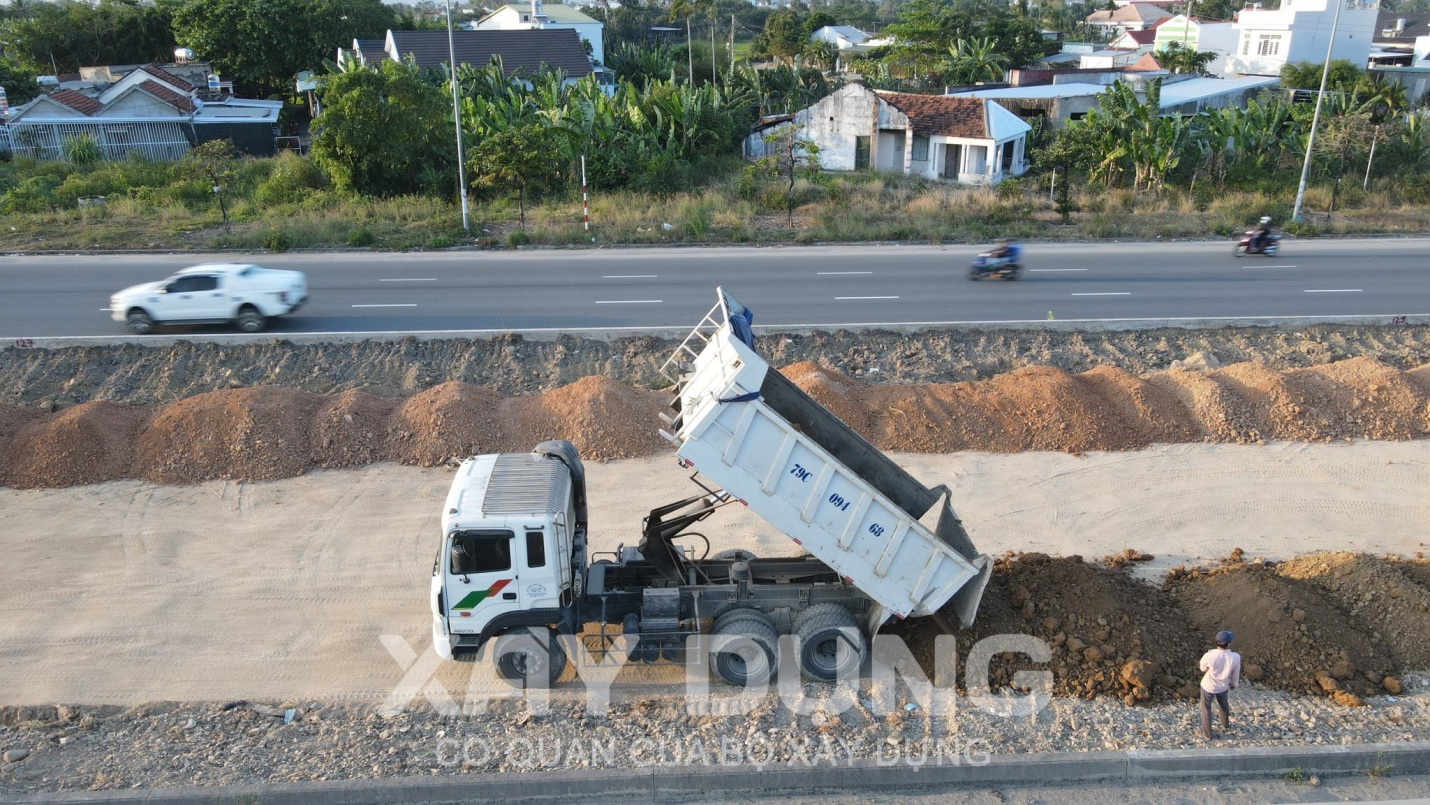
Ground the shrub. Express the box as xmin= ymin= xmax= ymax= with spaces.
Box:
xmin=1397 ymin=174 xmax=1430 ymax=205
xmin=255 ymin=153 xmax=328 ymax=206
xmin=62 ymin=135 xmax=104 ymax=165
xmin=347 ymin=228 xmax=376 ymax=247
xmin=425 ymin=234 xmax=456 ymax=249
xmin=506 ymin=229 xmax=529 ymax=248
xmin=263 ymin=229 xmax=293 ymax=252
xmin=0 ymin=175 xmax=63 ymax=213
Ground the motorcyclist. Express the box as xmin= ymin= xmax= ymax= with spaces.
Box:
xmin=1249 ymin=217 xmax=1273 ymax=253
xmin=989 ymin=238 xmax=1022 ymax=264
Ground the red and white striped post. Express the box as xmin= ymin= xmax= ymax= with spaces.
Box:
xmin=581 ymin=154 xmax=589 ymax=233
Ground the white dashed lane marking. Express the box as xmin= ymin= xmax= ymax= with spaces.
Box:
xmin=1071 ymin=292 xmax=1131 ymax=296
xmin=1304 ymin=289 xmax=1362 ymax=293
xmin=352 ymin=304 xmax=418 ymax=308
xmin=835 ymin=296 xmax=899 ymax=300
xmin=595 ymin=300 xmax=662 ymax=304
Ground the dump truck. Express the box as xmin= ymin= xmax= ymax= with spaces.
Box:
xmin=430 ymin=288 xmax=991 ymax=687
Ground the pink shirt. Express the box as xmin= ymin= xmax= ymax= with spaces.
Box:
xmin=1199 ymin=648 xmax=1242 ymax=694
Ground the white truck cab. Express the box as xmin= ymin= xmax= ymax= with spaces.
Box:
xmin=110 ymin=263 xmax=307 ymax=334
xmin=431 ymin=448 xmax=583 ymax=662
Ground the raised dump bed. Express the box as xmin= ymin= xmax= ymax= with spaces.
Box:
xmin=659 ymin=288 xmax=991 ymax=629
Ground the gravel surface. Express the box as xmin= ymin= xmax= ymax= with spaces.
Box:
xmin=2 ymin=677 xmax=1427 ymax=794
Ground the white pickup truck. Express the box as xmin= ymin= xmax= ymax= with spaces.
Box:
xmin=110 ymin=263 xmax=308 ymax=334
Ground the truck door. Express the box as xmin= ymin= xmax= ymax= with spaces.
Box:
xmin=518 ymin=528 xmax=561 ymax=611
xmin=445 ymin=529 xmax=521 ymax=634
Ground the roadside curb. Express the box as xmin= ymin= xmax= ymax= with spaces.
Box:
xmin=9 ymin=741 xmax=1428 ymax=804
xmin=10 ymin=313 xmax=1428 ymax=350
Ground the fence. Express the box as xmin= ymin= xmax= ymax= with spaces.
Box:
xmin=3 ymin=120 xmax=193 ymax=162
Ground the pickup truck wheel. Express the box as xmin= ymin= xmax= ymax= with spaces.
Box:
xmin=709 ymin=614 xmax=778 ymax=687
xmin=125 ymin=310 xmax=155 ymax=335
xmin=235 ymin=306 xmax=267 ymax=333
xmin=793 ymin=604 xmax=865 ymax=681
xmin=493 ymin=628 xmax=567 ymax=689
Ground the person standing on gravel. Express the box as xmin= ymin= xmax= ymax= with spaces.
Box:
xmin=1198 ymin=630 xmax=1241 ymax=740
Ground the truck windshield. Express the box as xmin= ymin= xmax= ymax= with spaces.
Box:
xmin=450 ymin=531 xmax=513 ymax=574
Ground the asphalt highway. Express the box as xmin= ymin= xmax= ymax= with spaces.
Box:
xmin=1 ymin=237 xmax=1426 ymax=341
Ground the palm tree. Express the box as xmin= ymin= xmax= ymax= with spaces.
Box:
xmin=945 ymin=37 xmax=1009 ymax=85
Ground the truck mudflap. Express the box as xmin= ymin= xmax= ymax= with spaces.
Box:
xmin=658 ymin=288 xmax=991 ymax=626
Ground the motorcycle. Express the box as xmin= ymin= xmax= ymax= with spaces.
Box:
xmin=968 ymin=253 xmax=1023 ymax=280
xmin=1234 ymin=231 xmax=1281 ymax=257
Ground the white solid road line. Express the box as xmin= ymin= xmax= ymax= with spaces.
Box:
xmin=1029 ymin=268 xmax=1088 ymax=272
xmin=352 ymin=304 xmax=418 ymax=308
xmin=1304 ymin=289 xmax=1363 ymax=293
xmin=836 ymin=296 xmax=899 ymax=300
xmin=1071 ymin=292 xmax=1132 ymax=296
xmin=818 ymin=271 xmax=874 ymax=275
xmin=603 ymin=275 xmax=658 ymax=279
xmin=595 ymin=299 xmax=663 ymax=304
xmin=1259 ymin=265 xmax=1299 ymax=268
xmin=378 ymin=278 xmax=436 ymax=282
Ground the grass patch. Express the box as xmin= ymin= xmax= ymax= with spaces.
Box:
xmin=1 ymin=153 xmax=1428 ymax=252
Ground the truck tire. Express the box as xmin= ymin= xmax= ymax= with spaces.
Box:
xmin=492 ymin=628 xmax=567 ymax=689
xmin=792 ymin=604 xmax=866 ymax=681
xmin=709 ymin=614 xmax=778 ymax=687
xmin=235 ymin=306 xmax=267 ymax=333
xmin=711 ymin=606 xmax=766 ymax=635
xmin=126 ymin=310 xmax=155 ymax=335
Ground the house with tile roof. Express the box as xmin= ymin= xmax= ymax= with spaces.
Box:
xmin=476 ymin=1 xmax=604 ymax=64
xmin=1 ymin=62 xmax=282 ymax=162
xmin=1086 ymin=3 xmax=1173 ymax=37
xmin=384 ymin=28 xmax=593 ymax=82
xmin=745 ymin=83 xmax=1031 ymax=185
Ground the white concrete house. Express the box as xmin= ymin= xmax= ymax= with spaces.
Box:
xmin=1153 ymin=15 xmax=1241 ymax=75
xmin=809 ymin=25 xmax=871 ymax=51
xmin=1225 ymin=0 xmax=1378 ymax=78
xmin=476 ymin=1 xmax=605 ymax=64
xmin=746 ymin=84 xmax=1031 ymax=186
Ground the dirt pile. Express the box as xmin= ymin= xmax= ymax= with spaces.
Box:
xmin=0 ymin=401 xmax=149 ymax=487
xmin=2 ymin=356 xmax=1429 ymax=488
xmin=892 ymin=552 xmax=1201 ymax=704
xmin=1276 ymin=552 xmax=1430 ymax=676
xmin=1165 ymin=552 xmax=1398 ymax=703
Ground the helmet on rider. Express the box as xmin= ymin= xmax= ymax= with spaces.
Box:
xmin=1259 ymin=216 xmax=1272 ymax=225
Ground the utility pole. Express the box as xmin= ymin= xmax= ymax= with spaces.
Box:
xmin=1363 ymin=124 xmax=1380 ymax=190
xmin=446 ymin=0 xmax=471 ymax=233
xmin=687 ymin=15 xmax=694 ymax=84
xmin=1291 ymin=0 xmax=1346 ymax=222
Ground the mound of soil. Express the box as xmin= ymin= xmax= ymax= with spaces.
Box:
xmin=1165 ymin=553 xmax=1395 ymax=701
xmin=1275 ymin=552 xmax=1430 ymax=675
xmin=2 ymin=356 xmax=1429 ymax=488
xmin=385 ymin=382 xmax=510 ymax=466
xmin=0 ymin=401 xmax=149 ymax=488
xmin=312 ymin=391 xmax=400 ymax=470
xmin=134 ymin=387 xmax=324 ymax=484
xmin=892 ymin=552 xmax=1200 ymax=704
xmin=511 ymin=375 xmax=666 ymax=461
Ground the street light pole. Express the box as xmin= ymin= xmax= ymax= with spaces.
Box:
xmin=1291 ymin=0 xmax=1346 ymax=223
xmin=447 ymin=0 xmax=471 ymax=233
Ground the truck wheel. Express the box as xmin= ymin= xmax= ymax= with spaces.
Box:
xmin=235 ymin=306 xmax=267 ymax=333
xmin=126 ymin=310 xmax=155 ymax=335
xmin=492 ymin=628 xmax=567 ymax=689
xmin=709 ymin=614 xmax=778 ymax=687
xmin=793 ymin=604 xmax=866 ymax=681
xmin=711 ymin=606 xmax=764 ymax=635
